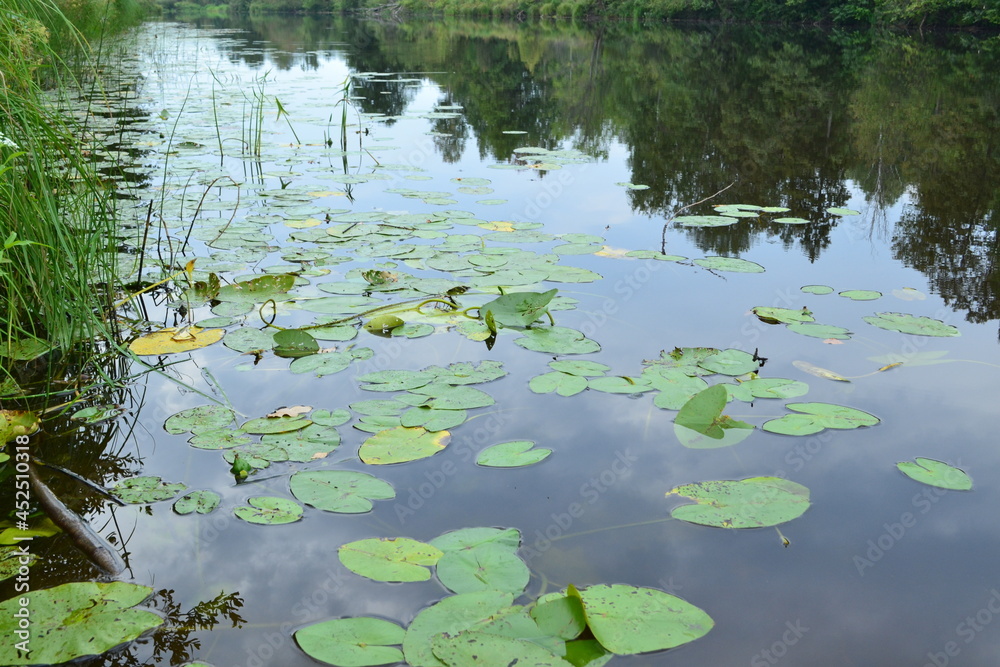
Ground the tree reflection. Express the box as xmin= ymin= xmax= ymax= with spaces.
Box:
xmin=184 ymin=15 xmax=1000 ymax=323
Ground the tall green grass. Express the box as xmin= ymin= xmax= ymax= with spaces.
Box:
xmin=0 ymin=0 xmax=145 ymax=392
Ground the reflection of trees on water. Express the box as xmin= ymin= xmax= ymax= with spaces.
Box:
xmin=850 ymin=35 xmax=1000 ymax=324
xmin=188 ymin=16 xmax=1000 ymax=323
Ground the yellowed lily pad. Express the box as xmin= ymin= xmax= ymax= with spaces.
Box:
xmin=0 ymin=410 xmax=39 ymax=445
xmin=359 ymin=426 xmax=451 ymax=464
xmin=128 ymin=327 xmax=225 ymax=356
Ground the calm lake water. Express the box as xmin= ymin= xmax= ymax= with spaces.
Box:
xmin=9 ymin=14 xmax=1000 ymax=667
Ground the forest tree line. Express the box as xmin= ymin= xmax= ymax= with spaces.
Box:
xmin=158 ymin=0 xmax=1000 ymax=28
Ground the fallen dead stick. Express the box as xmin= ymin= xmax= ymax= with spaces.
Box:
xmin=28 ymin=463 xmax=126 ymax=577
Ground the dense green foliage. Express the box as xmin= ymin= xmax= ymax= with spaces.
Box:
xmin=0 ymin=0 xmax=146 ymax=385
xmin=160 ymin=0 xmax=1000 ymax=27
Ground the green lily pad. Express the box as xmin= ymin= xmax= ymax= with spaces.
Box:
xmin=240 ymin=416 xmax=312 ymax=434
xmin=667 ymin=477 xmax=811 ymax=528
xmin=622 ymin=250 xmax=685 ymax=261
xmin=436 ymin=543 xmax=530 ymax=595
xmin=481 ymin=289 xmax=558 ymax=329
xmin=715 ymin=204 xmax=763 ymax=213
xmin=290 ymin=348 xmax=374 ymax=377
xmin=273 ymin=328 xmax=320 ymax=357
xmin=262 ymin=424 xmax=342 ymax=461
xmin=643 ymin=367 xmax=709 ymax=410
xmin=188 ymin=428 xmax=251 ymax=450
xmin=430 ymin=527 xmax=522 ymax=553
xmin=0 ymin=546 xmax=38 ymax=581
xmin=113 ymin=476 xmax=186 ymax=504
xmin=309 ymin=323 xmax=360 ymax=341
xmin=863 ymin=312 xmax=960 ymax=337
xmin=405 ymin=384 xmax=495 ymax=410
xmin=0 ymin=337 xmax=54 ymax=361
xmin=575 ymin=584 xmax=714 ymax=654
xmin=763 ymin=402 xmax=880 ymax=435
xmin=588 ymin=372 xmax=654 ymax=393
xmin=726 ymin=378 xmax=809 ymax=402
xmin=786 ymin=322 xmax=853 ymax=339
xmin=355 ymin=415 xmax=403 ymax=434
xmin=428 ymin=360 xmax=507 ymax=385
xmin=0 ymin=582 xmax=163 ymax=665
xmin=401 ymin=407 xmax=468 ymax=431
xmin=693 ymin=257 xmax=765 ymax=273
xmin=312 ymin=409 xmax=352 ymax=426
xmin=529 ymin=371 xmax=589 ymax=397
xmin=543 ymin=265 xmax=603 ymax=283
xmin=514 ymin=327 xmax=601 ymax=355
xmin=216 ymin=274 xmax=295 ymax=303
xmin=173 ymin=490 xmax=221 ymax=515
xmin=772 ymin=217 xmax=811 ymax=224
xmin=548 ymin=360 xmax=611 ymax=376
xmin=403 ymin=590 xmax=514 ymax=667
xmin=290 ymin=470 xmax=396 ymax=513
xmin=223 ymin=327 xmax=275 ymax=353
xmin=295 ymin=617 xmax=405 ymax=667
xmin=359 ymin=427 xmax=451 ymax=464
xmin=431 ymin=631 xmax=572 ymax=666
xmin=358 ymin=369 xmax=436 ymax=392
xmin=0 ymin=518 xmax=60 ymax=544
xmin=897 ymin=458 xmax=972 ymax=491
xmin=644 ymin=347 xmax=719 ymax=376
xmin=827 ymin=207 xmax=860 ymax=216
xmin=839 ymin=290 xmax=882 ymax=301
xmin=531 ymin=594 xmax=587 ymax=641
xmin=562 ymin=639 xmax=613 ymax=666
xmin=339 ymin=537 xmax=443 ymax=583
xmin=801 ymin=284 xmax=834 ymax=295
xmin=223 ymin=442 xmax=288 ymax=470
xmin=392 ymin=323 xmax=435 ymax=339
xmin=752 ymin=306 xmax=814 ymax=324
xmin=165 ymin=405 xmax=235 ymax=435
xmin=234 ymin=496 xmax=304 ymax=525
xmin=476 ymin=441 xmax=552 ymax=468
xmin=674 ymin=385 xmax=753 ymax=441
xmin=350 ymin=399 xmax=408 ymax=416
xmin=675 ymin=215 xmax=739 ymax=227
xmin=698 ymin=349 xmax=760 ymax=375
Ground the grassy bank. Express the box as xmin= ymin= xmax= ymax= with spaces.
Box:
xmin=0 ymin=0 xmax=147 ymax=396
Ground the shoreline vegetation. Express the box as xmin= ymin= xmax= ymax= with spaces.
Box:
xmin=158 ymin=0 xmax=1000 ymax=28
xmin=0 ymin=0 xmax=148 ymax=399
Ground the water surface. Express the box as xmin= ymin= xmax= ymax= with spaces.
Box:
xmin=9 ymin=15 xmax=1000 ymax=667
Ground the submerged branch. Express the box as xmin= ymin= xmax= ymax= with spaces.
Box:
xmin=28 ymin=463 xmax=126 ymax=577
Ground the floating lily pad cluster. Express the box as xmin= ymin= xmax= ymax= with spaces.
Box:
xmin=530 ymin=346 xmax=766 ymax=414
xmin=753 ymin=300 xmax=960 ymax=341
xmin=674 ymin=202 xmax=858 ymax=228
xmin=149 ymin=361 xmax=521 ymax=525
xmin=294 ymin=527 xmax=714 ymax=667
